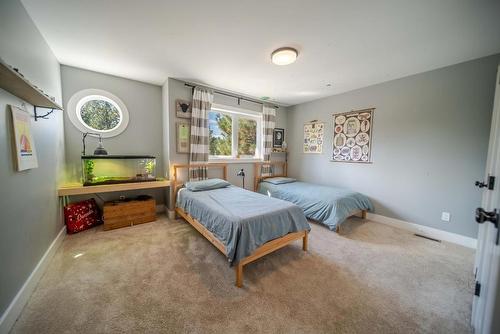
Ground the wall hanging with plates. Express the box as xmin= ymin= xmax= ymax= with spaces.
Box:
xmin=332 ymin=108 xmax=374 ymax=163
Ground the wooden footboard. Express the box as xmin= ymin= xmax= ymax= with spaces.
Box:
xmin=175 ymin=207 xmax=308 ymax=288
xmin=235 ymin=229 xmax=308 ymax=288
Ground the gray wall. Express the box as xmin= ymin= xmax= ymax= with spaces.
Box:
xmin=61 ymin=66 xmax=166 ymax=205
xmin=0 ymin=0 xmax=64 ymax=317
xmin=287 ymin=54 xmax=500 ymax=238
xmin=165 ymin=78 xmax=288 ymax=208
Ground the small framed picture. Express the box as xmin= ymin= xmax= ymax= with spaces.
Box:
xmin=176 ymin=121 xmax=190 ymax=153
xmin=176 ymin=99 xmax=192 ymax=119
xmin=273 ymin=128 xmax=284 ymax=148
xmin=10 ymin=105 xmax=38 ymax=171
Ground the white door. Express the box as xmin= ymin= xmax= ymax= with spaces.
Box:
xmin=472 ymin=66 xmax=500 ymax=334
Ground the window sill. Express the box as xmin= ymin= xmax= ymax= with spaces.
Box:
xmin=208 ymin=158 xmax=263 ymax=164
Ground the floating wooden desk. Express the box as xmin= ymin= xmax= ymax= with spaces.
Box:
xmin=58 ymin=180 xmax=170 ymax=196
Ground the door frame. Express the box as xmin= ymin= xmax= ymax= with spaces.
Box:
xmin=472 ymin=65 xmax=500 ymax=334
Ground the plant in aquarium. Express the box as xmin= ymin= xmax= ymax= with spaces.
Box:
xmin=144 ymin=160 xmax=156 ymax=175
xmin=84 ymin=159 xmax=95 ymax=182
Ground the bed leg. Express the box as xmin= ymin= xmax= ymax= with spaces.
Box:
xmin=335 ymin=225 xmax=340 ymax=233
xmin=235 ymin=264 xmax=243 ymax=288
xmin=302 ymin=231 xmax=308 ymax=251
xmin=361 ymin=210 xmax=367 ymax=219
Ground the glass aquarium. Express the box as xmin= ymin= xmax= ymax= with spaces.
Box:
xmin=82 ymin=155 xmax=157 ymax=186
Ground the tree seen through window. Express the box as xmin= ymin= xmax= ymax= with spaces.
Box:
xmin=80 ymin=99 xmax=121 ymax=131
xmin=238 ymin=118 xmax=256 ymax=156
xmin=209 ymin=110 xmax=259 ymax=158
xmin=209 ymin=112 xmax=232 ymax=156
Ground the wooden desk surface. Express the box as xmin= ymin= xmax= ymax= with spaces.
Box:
xmin=58 ymin=180 xmax=170 ymax=196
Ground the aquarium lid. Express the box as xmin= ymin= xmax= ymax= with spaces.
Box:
xmin=81 ymin=155 xmax=156 ymax=159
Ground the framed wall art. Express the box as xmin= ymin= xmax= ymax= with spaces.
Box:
xmin=273 ymin=128 xmax=284 ymax=148
xmin=176 ymin=121 xmax=191 ymax=153
xmin=332 ymin=108 xmax=374 ymax=163
xmin=10 ymin=105 xmax=38 ymax=171
xmin=176 ymin=99 xmax=192 ymax=119
xmin=303 ymin=122 xmax=324 ymax=154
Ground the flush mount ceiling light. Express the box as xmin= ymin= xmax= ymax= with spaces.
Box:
xmin=271 ymin=47 xmax=298 ymax=65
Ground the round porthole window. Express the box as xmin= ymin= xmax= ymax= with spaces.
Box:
xmin=67 ymin=89 xmax=129 ymax=137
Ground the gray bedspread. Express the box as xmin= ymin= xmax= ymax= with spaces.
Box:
xmin=258 ymin=181 xmax=373 ymax=231
xmin=176 ymin=185 xmax=310 ymax=265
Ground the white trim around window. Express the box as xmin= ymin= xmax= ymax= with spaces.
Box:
xmin=66 ymin=88 xmax=129 ymax=138
xmin=209 ymin=104 xmax=263 ymax=162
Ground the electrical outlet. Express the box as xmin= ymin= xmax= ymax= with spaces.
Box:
xmin=441 ymin=212 xmax=451 ymax=222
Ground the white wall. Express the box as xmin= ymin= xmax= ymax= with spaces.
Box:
xmin=287 ymin=55 xmax=500 ymax=238
xmin=0 ymin=0 xmax=64 ymax=317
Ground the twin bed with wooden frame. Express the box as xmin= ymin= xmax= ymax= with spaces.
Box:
xmin=254 ymin=161 xmax=372 ymax=232
xmin=172 ymin=163 xmax=310 ymax=288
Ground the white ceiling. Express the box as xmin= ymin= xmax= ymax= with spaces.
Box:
xmin=21 ymin=0 xmax=500 ymax=106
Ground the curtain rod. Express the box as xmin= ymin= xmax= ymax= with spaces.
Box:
xmin=183 ymin=83 xmax=279 ymax=109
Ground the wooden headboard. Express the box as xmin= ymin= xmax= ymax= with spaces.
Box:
xmin=171 ymin=163 xmax=228 ymax=206
xmin=253 ymin=161 xmax=287 ymax=191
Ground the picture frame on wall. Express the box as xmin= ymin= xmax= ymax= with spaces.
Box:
xmin=176 ymin=99 xmax=192 ymax=119
xmin=10 ymin=105 xmax=38 ymax=171
xmin=176 ymin=121 xmax=190 ymax=153
xmin=303 ymin=122 xmax=325 ymax=154
xmin=332 ymin=108 xmax=374 ymax=163
xmin=273 ymin=128 xmax=284 ymax=148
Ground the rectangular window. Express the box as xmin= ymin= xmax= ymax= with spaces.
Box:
xmin=209 ymin=105 xmax=262 ymax=160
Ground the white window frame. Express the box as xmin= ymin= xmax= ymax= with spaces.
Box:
xmin=66 ymin=88 xmax=129 ymax=138
xmin=209 ymin=103 xmax=263 ymax=162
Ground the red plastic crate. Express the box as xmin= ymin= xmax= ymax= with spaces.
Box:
xmin=64 ymin=199 xmax=102 ymax=234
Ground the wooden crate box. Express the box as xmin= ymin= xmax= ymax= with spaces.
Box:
xmin=103 ymin=198 xmax=156 ymax=231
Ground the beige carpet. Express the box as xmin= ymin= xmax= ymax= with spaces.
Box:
xmin=11 ymin=216 xmax=474 ymax=334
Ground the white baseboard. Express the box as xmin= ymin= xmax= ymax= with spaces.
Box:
xmin=366 ymin=213 xmax=477 ymax=249
xmin=0 ymin=226 xmax=66 ymax=334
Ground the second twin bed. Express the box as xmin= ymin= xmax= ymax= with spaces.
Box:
xmin=255 ymin=162 xmax=373 ymax=232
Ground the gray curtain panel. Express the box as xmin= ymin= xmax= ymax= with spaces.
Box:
xmin=261 ymin=104 xmax=276 ymax=176
xmin=189 ymin=86 xmax=214 ymax=180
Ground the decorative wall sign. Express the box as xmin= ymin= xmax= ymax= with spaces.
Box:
xmin=273 ymin=128 xmax=284 ymax=148
xmin=332 ymin=108 xmax=374 ymax=163
xmin=176 ymin=99 xmax=192 ymax=119
xmin=304 ymin=122 xmax=324 ymax=154
xmin=10 ymin=105 xmax=38 ymax=171
xmin=176 ymin=121 xmax=190 ymax=153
